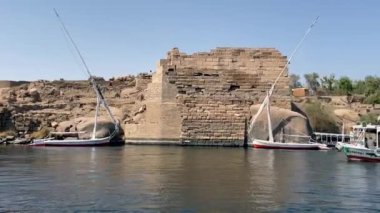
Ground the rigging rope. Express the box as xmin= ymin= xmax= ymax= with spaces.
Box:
xmin=268 ymin=16 xmax=319 ymax=97
xmin=248 ymin=16 xmax=319 ymax=134
xmin=53 ymin=8 xmax=93 ymax=79
xmin=56 ymin=20 xmax=86 ymax=78
xmin=53 ymin=8 xmax=119 ymax=127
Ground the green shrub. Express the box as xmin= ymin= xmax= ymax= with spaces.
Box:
xmin=359 ymin=113 xmax=380 ymax=125
xmin=364 ymin=92 xmax=380 ymax=105
xmin=31 ymin=127 xmax=50 ymax=139
xmin=304 ymin=101 xmax=340 ymax=133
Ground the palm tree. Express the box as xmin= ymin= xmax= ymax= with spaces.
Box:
xmin=289 ymin=74 xmax=302 ymax=88
xmin=304 ymin=72 xmax=320 ymax=95
xmin=320 ymin=74 xmax=335 ymax=94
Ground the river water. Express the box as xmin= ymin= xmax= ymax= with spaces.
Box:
xmin=0 ymin=145 xmax=379 ymax=212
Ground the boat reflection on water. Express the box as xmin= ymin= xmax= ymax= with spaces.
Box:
xmin=245 ymin=149 xmax=305 ymax=210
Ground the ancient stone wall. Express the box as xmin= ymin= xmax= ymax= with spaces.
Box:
xmin=124 ymin=62 xmax=182 ymax=143
xmin=160 ymin=47 xmax=290 ymax=145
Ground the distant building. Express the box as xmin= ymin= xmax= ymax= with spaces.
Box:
xmin=292 ymin=88 xmax=309 ymax=97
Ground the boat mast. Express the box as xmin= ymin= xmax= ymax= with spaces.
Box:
xmin=266 ymin=92 xmax=274 ymax=142
xmin=377 ymin=126 xmax=380 ymax=149
xmin=92 ymin=96 xmax=100 ymax=139
xmin=53 ymin=9 xmax=119 ymax=138
xmin=248 ymin=16 xmax=319 ymax=136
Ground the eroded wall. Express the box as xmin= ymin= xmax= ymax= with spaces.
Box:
xmin=125 ymin=47 xmax=290 ymax=145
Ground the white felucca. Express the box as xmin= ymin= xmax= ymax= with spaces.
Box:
xmin=248 ymin=17 xmax=326 ymax=150
xmin=31 ymin=10 xmax=119 ymax=146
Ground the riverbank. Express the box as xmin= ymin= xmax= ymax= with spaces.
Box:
xmin=1 ymin=48 xmax=379 ymax=146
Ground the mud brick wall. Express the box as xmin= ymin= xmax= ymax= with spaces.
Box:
xmin=161 ymin=47 xmax=290 ymax=145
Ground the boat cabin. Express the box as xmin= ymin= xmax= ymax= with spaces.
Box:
xmin=311 ymin=132 xmax=350 ymax=147
xmin=351 ymin=124 xmax=380 ymax=149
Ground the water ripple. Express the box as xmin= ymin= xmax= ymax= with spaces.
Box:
xmin=0 ymin=146 xmax=379 ymax=211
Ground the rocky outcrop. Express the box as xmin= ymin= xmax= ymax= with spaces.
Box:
xmin=0 ymin=107 xmax=13 ymax=131
xmin=249 ymin=105 xmax=312 ymax=143
xmin=0 ymin=75 xmax=149 ymax=140
xmin=293 ymin=96 xmax=380 ymax=132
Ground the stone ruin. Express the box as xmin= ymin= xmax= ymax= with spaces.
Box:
xmin=124 ymin=47 xmax=290 ymax=145
xmin=0 ymin=47 xmax=296 ymax=145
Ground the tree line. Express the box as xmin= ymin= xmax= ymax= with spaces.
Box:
xmin=290 ymin=73 xmax=380 ymax=104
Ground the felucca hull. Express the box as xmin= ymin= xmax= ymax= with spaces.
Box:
xmin=252 ymin=139 xmax=321 ymax=150
xmin=30 ymin=137 xmax=111 ymax=146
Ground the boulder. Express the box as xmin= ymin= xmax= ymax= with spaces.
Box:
xmin=17 ymin=89 xmax=29 ymax=98
xmin=6 ymin=135 xmax=15 ymax=141
xmin=249 ymin=104 xmax=312 ymax=143
xmin=51 ymin=121 xmax=59 ymax=128
xmin=56 ymin=117 xmax=122 ymax=140
xmin=121 ymin=88 xmax=138 ymax=97
xmin=133 ymin=104 xmax=146 ymax=115
xmin=47 ymin=88 xmax=60 ymax=96
xmin=56 ymin=120 xmax=75 ymax=132
xmin=75 ymin=117 xmax=121 ymax=139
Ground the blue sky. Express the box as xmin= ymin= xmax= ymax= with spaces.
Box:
xmin=0 ymin=0 xmax=379 ymax=81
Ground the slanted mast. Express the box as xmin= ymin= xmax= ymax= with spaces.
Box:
xmin=90 ymin=78 xmax=119 ymax=139
xmin=54 ymin=9 xmax=119 ymax=140
xmin=248 ymin=17 xmax=319 ymax=140
xmin=266 ymin=92 xmax=274 ymax=142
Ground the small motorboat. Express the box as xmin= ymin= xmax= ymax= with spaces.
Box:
xmin=340 ymin=124 xmax=380 ymax=162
